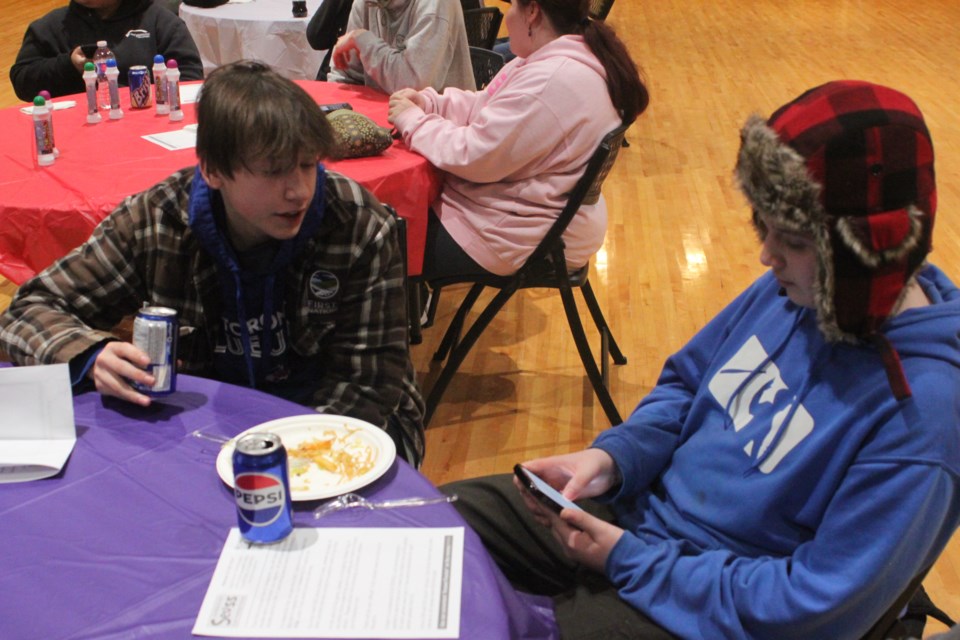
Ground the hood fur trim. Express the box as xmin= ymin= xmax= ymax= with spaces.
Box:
xmin=735 ymin=115 xmax=826 ymax=234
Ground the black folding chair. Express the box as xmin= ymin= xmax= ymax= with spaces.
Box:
xmin=469 ymin=46 xmax=505 ymax=90
xmin=589 ymin=0 xmax=616 ymax=20
xmin=421 ymin=125 xmax=630 ymax=427
xmin=463 ymin=7 xmax=503 ymax=50
xmin=306 ymin=0 xmax=352 ymax=81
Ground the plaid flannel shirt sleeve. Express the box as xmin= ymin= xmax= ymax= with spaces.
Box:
xmin=308 ymin=174 xmax=425 ymax=460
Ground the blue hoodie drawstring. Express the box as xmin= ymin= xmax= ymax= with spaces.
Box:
xmin=231 ymin=272 xmax=258 ymax=388
xmin=259 ymin=274 xmax=277 ymax=377
xmin=228 ymin=269 xmax=280 ymax=390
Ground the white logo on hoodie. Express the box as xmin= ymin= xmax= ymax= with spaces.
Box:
xmin=707 ymin=336 xmax=814 ymax=473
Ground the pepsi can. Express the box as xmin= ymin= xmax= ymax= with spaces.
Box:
xmin=132 ymin=306 xmax=177 ymax=395
xmin=128 ymin=65 xmax=151 ymax=109
xmin=233 ymin=433 xmax=293 ymax=544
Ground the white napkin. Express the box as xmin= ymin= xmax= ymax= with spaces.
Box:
xmin=0 ymin=364 xmax=76 ymax=483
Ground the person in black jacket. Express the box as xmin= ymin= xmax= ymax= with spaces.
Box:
xmin=10 ymin=0 xmax=203 ymax=102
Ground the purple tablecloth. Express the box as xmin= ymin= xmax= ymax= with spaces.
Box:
xmin=0 ymin=373 xmax=557 ymax=640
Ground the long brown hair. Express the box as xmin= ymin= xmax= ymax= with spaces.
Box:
xmin=517 ymin=0 xmax=648 ymax=125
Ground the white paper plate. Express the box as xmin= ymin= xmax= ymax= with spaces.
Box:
xmin=217 ymin=414 xmax=396 ymax=501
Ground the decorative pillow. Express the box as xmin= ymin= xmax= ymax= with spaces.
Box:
xmin=326 ymin=109 xmax=393 ymax=159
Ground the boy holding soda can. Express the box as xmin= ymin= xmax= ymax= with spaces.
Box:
xmin=0 ymin=60 xmax=425 ymax=467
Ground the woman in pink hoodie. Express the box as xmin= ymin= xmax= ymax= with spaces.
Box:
xmin=388 ymin=0 xmax=647 ymax=278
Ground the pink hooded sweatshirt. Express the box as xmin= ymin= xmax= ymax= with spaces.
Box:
xmin=392 ymin=35 xmax=621 ymax=276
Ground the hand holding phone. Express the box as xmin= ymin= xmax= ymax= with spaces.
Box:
xmin=514 ymin=464 xmax=583 ymax=514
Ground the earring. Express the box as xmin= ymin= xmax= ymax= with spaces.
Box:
xmin=528 ymin=24 xmax=532 ymax=37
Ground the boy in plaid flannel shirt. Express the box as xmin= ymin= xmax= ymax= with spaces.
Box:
xmin=0 ymin=60 xmax=425 ymax=465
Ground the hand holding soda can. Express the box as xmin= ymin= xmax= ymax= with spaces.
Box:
xmin=132 ymin=306 xmax=178 ymax=395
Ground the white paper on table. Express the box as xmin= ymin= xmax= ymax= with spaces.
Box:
xmin=19 ymin=100 xmax=77 ymax=115
xmin=179 ymin=83 xmax=203 ymax=104
xmin=193 ymin=527 xmax=464 ymax=638
xmin=142 ymin=123 xmax=198 ymax=150
xmin=0 ymin=364 xmax=76 ymax=483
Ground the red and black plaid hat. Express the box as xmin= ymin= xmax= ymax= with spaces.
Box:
xmin=735 ymin=80 xmax=936 ymax=397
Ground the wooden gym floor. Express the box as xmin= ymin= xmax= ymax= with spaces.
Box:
xmin=2 ymin=0 xmax=959 ymax=632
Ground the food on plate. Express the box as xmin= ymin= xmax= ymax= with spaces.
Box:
xmin=286 ymin=428 xmax=377 ymax=485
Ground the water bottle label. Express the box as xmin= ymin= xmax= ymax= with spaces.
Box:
xmin=109 ymin=81 xmax=121 ymax=109
xmin=34 ymin=120 xmax=54 ymax=155
xmin=86 ymin=84 xmax=98 ymax=115
xmin=155 ymin=74 xmax=167 ymax=104
xmin=169 ymin=81 xmax=181 ymax=111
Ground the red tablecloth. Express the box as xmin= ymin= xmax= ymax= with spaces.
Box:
xmin=0 ymin=81 xmax=440 ymax=285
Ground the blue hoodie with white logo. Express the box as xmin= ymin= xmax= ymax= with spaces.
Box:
xmin=593 ymin=265 xmax=960 ymax=639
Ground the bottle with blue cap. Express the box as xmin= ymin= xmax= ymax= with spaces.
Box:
xmin=152 ymin=54 xmax=169 ymax=115
xmin=105 ymin=58 xmax=123 ymax=119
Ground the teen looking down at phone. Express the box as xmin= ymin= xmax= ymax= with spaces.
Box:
xmin=442 ymin=81 xmax=960 ymax=639
xmin=10 ymin=0 xmax=202 ymax=102
xmin=387 ymin=0 xmax=647 ymax=281
xmin=326 ymin=0 xmax=474 ymax=95
xmin=0 ymin=61 xmax=425 ymax=467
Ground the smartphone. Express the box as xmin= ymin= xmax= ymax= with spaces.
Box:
xmin=514 ymin=464 xmax=583 ymax=514
xmin=80 ymin=43 xmax=98 ymax=58
xmin=319 ymin=102 xmax=353 ymax=113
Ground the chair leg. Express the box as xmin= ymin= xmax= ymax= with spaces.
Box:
xmin=407 ymin=279 xmax=422 ymax=345
xmin=424 ymin=286 xmax=518 ymax=427
xmin=580 ymin=280 xmax=627 ymax=365
xmin=422 ymin=283 xmax=441 ymax=329
xmin=601 ymin=328 xmax=610 ymax=387
xmin=433 ymin=283 xmax=485 ymax=361
xmin=558 ymin=282 xmax=623 ymax=426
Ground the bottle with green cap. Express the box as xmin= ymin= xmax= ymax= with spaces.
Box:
xmin=32 ymin=96 xmax=55 ymax=166
xmin=82 ymin=62 xmax=101 ymax=124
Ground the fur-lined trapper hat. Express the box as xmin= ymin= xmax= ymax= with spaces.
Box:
xmin=735 ymin=81 xmax=936 ymax=398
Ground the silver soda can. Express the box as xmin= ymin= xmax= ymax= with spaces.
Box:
xmin=132 ymin=306 xmax=178 ymax=395
xmin=233 ymin=433 xmax=293 ymax=544
xmin=128 ymin=65 xmax=152 ymax=109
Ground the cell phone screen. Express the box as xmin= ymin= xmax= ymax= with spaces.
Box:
xmin=514 ymin=464 xmax=583 ymax=513
xmin=319 ymin=102 xmax=353 ymax=113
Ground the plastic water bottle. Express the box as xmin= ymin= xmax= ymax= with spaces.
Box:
xmin=105 ymin=58 xmax=123 ymax=119
xmin=82 ymin=62 xmax=102 ymax=124
xmin=152 ymin=54 xmax=169 ymax=115
xmin=32 ymin=96 xmax=56 ymax=166
xmin=166 ymin=59 xmax=182 ymax=122
xmin=92 ymin=40 xmax=115 ymax=110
